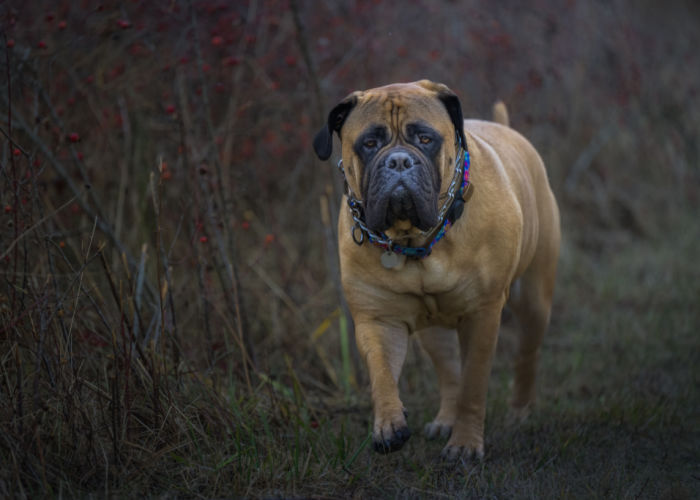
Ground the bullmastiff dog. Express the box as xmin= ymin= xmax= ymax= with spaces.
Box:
xmin=313 ymin=80 xmax=560 ymax=461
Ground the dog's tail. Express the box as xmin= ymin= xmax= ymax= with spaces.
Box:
xmin=492 ymin=100 xmax=510 ymax=127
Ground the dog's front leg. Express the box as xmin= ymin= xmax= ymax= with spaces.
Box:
xmin=355 ymin=318 xmax=410 ymax=453
xmin=441 ymin=300 xmax=503 ymax=461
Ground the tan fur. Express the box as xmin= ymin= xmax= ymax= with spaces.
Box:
xmin=492 ymin=100 xmax=510 ymax=127
xmin=335 ymin=81 xmax=560 ymax=460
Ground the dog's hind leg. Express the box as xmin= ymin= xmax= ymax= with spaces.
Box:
xmin=416 ymin=327 xmax=461 ymax=440
xmin=508 ymin=229 xmax=559 ymax=420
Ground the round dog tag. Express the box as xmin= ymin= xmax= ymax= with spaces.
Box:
xmin=380 ymin=251 xmax=400 ymax=269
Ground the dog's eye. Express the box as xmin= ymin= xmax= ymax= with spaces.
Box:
xmin=363 ymin=139 xmax=377 ymax=149
xmin=419 ymin=135 xmax=432 ymax=145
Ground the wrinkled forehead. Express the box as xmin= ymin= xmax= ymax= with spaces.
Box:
xmin=342 ymin=85 xmax=452 ymax=139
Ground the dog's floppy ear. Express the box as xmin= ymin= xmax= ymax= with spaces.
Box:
xmin=313 ymin=93 xmax=358 ymax=160
xmin=436 ymin=87 xmax=467 ymax=150
xmin=438 ymin=90 xmax=467 ymax=150
xmin=416 ymin=80 xmax=467 ymax=149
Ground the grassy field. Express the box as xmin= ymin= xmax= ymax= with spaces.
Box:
xmin=200 ymin=214 xmax=700 ymax=499
xmin=1 ymin=1 xmax=699 ymax=498
xmin=2 ymin=205 xmax=696 ymax=499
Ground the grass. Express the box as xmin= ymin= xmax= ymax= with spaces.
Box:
xmin=3 ymin=208 xmax=697 ymax=499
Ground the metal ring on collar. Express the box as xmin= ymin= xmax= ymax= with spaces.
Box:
xmin=351 ymin=224 xmax=365 ymax=245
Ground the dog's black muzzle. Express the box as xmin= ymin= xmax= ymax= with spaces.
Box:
xmin=363 ymin=147 xmax=439 ymax=233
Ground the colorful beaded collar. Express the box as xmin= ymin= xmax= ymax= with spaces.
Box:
xmin=338 ymin=136 xmax=472 ymax=265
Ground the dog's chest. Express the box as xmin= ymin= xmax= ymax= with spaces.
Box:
xmin=417 ymin=294 xmax=460 ymax=329
xmin=391 ymin=259 xmax=482 ymax=329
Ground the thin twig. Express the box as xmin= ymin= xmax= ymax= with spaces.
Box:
xmin=0 ymin=192 xmax=81 ymax=261
xmin=66 ymin=216 xmax=99 ymax=369
xmin=564 ymin=125 xmax=614 ymax=195
xmin=289 ymin=0 xmax=325 ymax=123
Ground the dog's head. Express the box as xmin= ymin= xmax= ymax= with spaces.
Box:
xmin=314 ymin=80 xmax=466 ymax=238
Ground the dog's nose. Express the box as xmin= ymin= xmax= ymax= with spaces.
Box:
xmin=386 ymin=151 xmax=413 ymax=172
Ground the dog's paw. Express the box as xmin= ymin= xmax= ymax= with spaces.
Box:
xmin=440 ymin=435 xmax=484 ymax=462
xmin=423 ymin=419 xmax=452 ymax=440
xmin=372 ymin=411 xmax=411 ymax=454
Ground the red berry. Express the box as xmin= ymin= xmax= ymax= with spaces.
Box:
xmin=12 ymin=148 xmax=20 ymax=156
xmin=38 ymin=41 xmax=48 ymax=49
xmin=165 ymin=104 xmax=176 ymax=114
xmin=264 ymin=234 xmax=275 ymax=245
xmin=211 ymin=35 xmax=224 ymax=46
xmin=241 ymin=221 xmax=250 ymax=230
xmin=6 ymin=39 xmax=15 ymax=49
xmin=285 ymin=55 xmax=297 ymax=67
xmin=77 ymin=152 xmax=84 ymax=161
xmin=68 ymin=132 xmax=80 ymax=143
xmin=46 ymin=14 xmax=55 ymax=22
xmin=223 ymin=56 xmax=240 ymax=67
xmin=58 ymin=21 xmax=67 ymax=30
xmin=200 ymin=236 xmax=208 ymax=243
xmin=117 ymin=19 xmax=131 ymax=29
xmin=4 ymin=205 xmax=12 ymax=213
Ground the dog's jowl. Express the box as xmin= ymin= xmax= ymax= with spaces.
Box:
xmin=313 ymin=80 xmax=560 ymax=461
